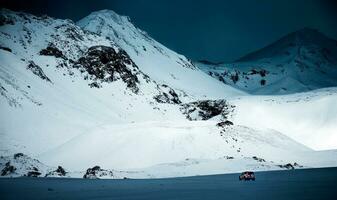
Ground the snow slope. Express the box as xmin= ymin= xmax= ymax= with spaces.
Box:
xmin=77 ymin=10 xmax=243 ymax=99
xmin=197 ymin=28 xmax=337 ymax=95
xmin=39 ymin=120 xmax=310 ymax=171
xmin=0 ymin=9 xmax=336 ymax=178
xmin=0 ymin=9 xmax=189 ymax=155
xmin=229 ymin=87 xmax=337 ymax=150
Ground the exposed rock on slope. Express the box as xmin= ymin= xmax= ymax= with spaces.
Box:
xmin=1 ymin=9 xmax=336 ymax=178
xmin=39 ymin=43 xmax=67 ymax=59
xmin=181 ymin=100 xmax=234 ymax=120
xmin=0 ymin=153 xmax=48 ymax=177
xmin=77 ymin=9 xmax=243 ymax=98
xmin=74 ymin=45 xmax=140 ymax=92
xmin=27 ymin=61 xmax=52 ymax=83
xmin=83 ymin=166 xmax=114 ymax=179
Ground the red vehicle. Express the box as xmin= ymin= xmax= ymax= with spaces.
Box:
xmin=239 ymin=171 xmax=255 ymax=181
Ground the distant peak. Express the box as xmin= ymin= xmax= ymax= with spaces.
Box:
xmin=291 ymin=27 xmax=323 ymax=39
xmin=296 ymin=27 xmax=318 ymax=33
xmin=80 ymin=9 xmax=131 ymax=24
xmin=88 ymin=9 xmax=119 ymax=17
xmin=197 ymin=60 xmax=224 ymax=65
xmin=283 ymin=27 xmax=335 ymax=48
xmin=237 ymin=27 xmax=335 ymax=62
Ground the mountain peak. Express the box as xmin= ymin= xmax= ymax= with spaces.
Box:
xmin=78 ymin=9 xmax=131 ymax=27
xmin=289 ymin=27 xmax=330 ymax=45
xmin=237 ymin=27 xmax=337 ymax=62
xmin=295 ymin=27 xmax=318 ymax=34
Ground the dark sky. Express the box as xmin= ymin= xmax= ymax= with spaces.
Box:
xmin=2 ymin=0 xmax=337 ymax=62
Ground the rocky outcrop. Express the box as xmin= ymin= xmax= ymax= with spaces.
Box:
xmin=0 ymin=13 xmax=15 ymax=26
xmin=1 ymin=162 xmax=16 ymax=176
xmin=26 ymin=61 xmax=52 ymax=83
xmin=278 ymin=163 xmax=303 ymax=170
xmin=26 ymin=168 xmax=41 ymax=177
xmin=154 ymin=84 xmax=181 ymax=104
xmin=0 ymin=46 xmax=12 ymax=52
xmin=74 ymin=45 xmax=140 ymax=93
xmin=83 ymin=165 xmax=114 ymax=179
xmin=181 ymin=100 xmax=234 ymax=121
xmin=39 ymin=43 xmax=67 ymax=59
xmin=217 ymin=120 xmax=234 ymax=127
xmin=252 ymin=156 xmax=266 ymax=162
xmin=0 ymin=153 xmax=47 ymax=177
xmin=45 ymin=166 xmax=67 ymax=177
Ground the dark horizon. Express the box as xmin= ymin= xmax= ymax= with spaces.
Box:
xmin=2 ymin=0 xmax=337 ymax=62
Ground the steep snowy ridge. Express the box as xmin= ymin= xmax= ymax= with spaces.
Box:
xmin=0 ymin=9 xmax=336 ymax=179
xmin=0 ymin=8 xmax=189 ymax=154
xmin=77 ymin=10 xmax=243 ymax=99
xmin=238 ymin=28 xmax=337 ymax=62
xmin=197 ymin=28 xmax=337 ymax=95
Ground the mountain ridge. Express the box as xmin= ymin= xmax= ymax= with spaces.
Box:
xmin=237 ymin=27 xmax=337 ymax=62
xmin=197 ymin=27 xmax=337 ymax=95
xmin=1 ymin=9 xmax=336 ymax=179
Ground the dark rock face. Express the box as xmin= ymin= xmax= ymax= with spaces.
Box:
xmin=1 ymin=162 xmax=16 ymax=176
xmin=46 ymin=166 xmax=67 ymax=177
xmin=74 ymin=46 xmax=140 ymax=93
xmin=218 ymin=76 xmax=225 ymax=83
xmin=55 ymin=166 xmax=66 ymax=175
xmin=260 ymin=79 xmax=266 ymax=85
xmin=217 ymin=120 xmax=234 ymax=127
xmin=249 ymin=69 xmax=268 ymax=77
xmin=230 ymin=72 xmax=239 ymax=84
xmin=181 ymin=100 xmax=234 ymax=121
xmin=293 ymin=162 xmax=303 ymax=168
xmin=252 ymin=156 xmax=266 ymax=162
xmin=39 ymin=44 xmax=66 ymax=59
xmin=27 ymin=61 xmax=52 ymax=83
xmin=14 ymin=153 xmax=24 ymax=159
xmin=154 ymin=84 xmax=181 ymax=104
xmin=27 ymin=171 xmax=41 ymax=177
xmin=0 ymin=46 xmax=12 ymax=52
xmin=83 ymin=165 xmax=113 ymax=179
xmin=83 ymin=166 xmax=101 ymax=179
xmin=198 ymin=60 xmax=223 ymax=65
xmin=0 ymin=14 xmax=15 ymax=26
xmin=25 ymin=166 xmax=42 ymax=177
xmin=278 ymin=163 xmax=295 ymax=170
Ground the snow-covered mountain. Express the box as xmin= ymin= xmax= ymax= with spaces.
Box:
xmin=1 ymin=9 xmax=336 ymax=179
xmin=197 ymin=28 xmax=337 ymax=94
xmin=77 ymin=10 xmax=242 ymax=99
